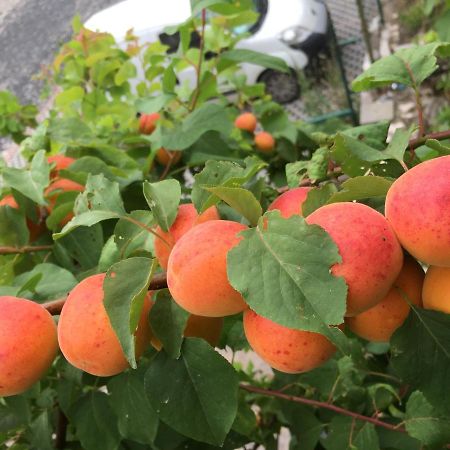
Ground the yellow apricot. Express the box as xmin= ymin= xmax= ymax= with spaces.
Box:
xmin=422 ymin=265 xmax=450 ymax=314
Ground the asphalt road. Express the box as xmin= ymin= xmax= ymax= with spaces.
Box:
xmin=0 ymin=0 xmax=121 ymax=104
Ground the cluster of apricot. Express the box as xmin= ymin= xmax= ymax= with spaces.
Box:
xmin=234 ymin=112 xmax=275 ymax=153
xmin=1 ymin=156 xmax=449 ymax=397
xmin=138 ymin=112 xmax=181 ymax=167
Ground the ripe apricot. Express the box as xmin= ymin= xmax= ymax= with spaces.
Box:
xmin=385 ymin=155 xmax=450 ymax=267
xmin=154 ymin=203 xmax=220 ymax=270
xmin=167 ymin=220 xmax=248 ymax=317
xmin=306 ymin=202 xmax=403 ymax=316
xmin=243 ymin=309 xmax=336 ymax=373
xmin=422 ymin=265 xmax=450 ymax=314
xmin=267 ymin=187 xmax=312 ymax=218
xmin=155 ymin=148 xmax=181 ymax=167
xmin=234 ymin=112 xmax=257 ymax=132
xmin=58 ymin=274 xmax=152 ymax=377
xmin=346 ymin=256 xmax=424 ymax=342
xmin=47 ymin=155 xmax=75 ymax=177
xmin=139 ymin=112 xmax=160 ymax=135
xmin=254 ymin=131 xmax=275 ymax=153
xmin=0 ymin=297 xmax=58 ymax=397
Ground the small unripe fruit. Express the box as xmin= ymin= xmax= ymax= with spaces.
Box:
xmin=167 ymin=220 xmax=248 ymax=317
xmin=306 ymin=202 xmax=403 ymax=316
xmin=267 ymin=187 xmax=312 ymax=218
xmin=139 ymin=112 xmax=160 ymax=135
xmin=156 ymin=148 xmax=181 ymax=167
xmin=234 ymin=112 xmax=257 ymax=132
xmin=254 ymin=131 xmax=275 ymax=153
xmin=385 ymin=155 xmax=450 ymax=267
xmin=58 ymin=274 xmax=152 ymax=377
xmin=0 ymin=297 xmax=58 ymax=397
xmin=422 ymin=265 xmax=450 ymax=314
xmin=346 ymin=256 xmax=424 ymax=342
xmin=154 ymin=203 xmax=220 ymax=270
xmin=243 ymin=309 xmax=336 ymax=373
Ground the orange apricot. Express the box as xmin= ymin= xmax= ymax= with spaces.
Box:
xmin=0 ymin=297 xmax=58 ymax=397
xmin=58 ymin=274 xmax=152 ymax=377
xmin=254 ymin=131 xmax=275 ymax=153
xmin=346 ymin=256 xmax=424 ymax=342
xmin=47 ymin=155 xmax=75 ymax=177
xmin=155 ymin=147 xmax=181 ymax=167
xmin=306 ymin=202 xmax=404 ymax=316
xmin=154 ymin=203 xmax=220 ymax=270
xmin=267 ymin=187 xmax=312 ymax=218
xmin=422 ymin=265 xmax=450 ymax=314
xmin=234 ymin=112 xmax=257 ymax=132
xmin=385 ymin=155 xmax=450 ymax=267
xmin=139 ymin=112 xmax=160 ymax=135
xmin=167 ymin=220 xmax=248 ymax=317
xmin=243 ymin=309 xmax=336 ymax=373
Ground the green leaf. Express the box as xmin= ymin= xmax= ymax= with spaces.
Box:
xmin=69 ymin=392 xmax=121 ymax=450
xmin=28 ymin=412 xmax=52 ymax=450
xmin=49 ymin=117 xmax=95 ymax=145
xmin=424 ymin=138 xmax=450 ymax=155
xmin=108 ymin=371 xmax=158 ymax=445
xmin=114 ymin=60 xmax=137 ymax=86
xmin=352 ymin=43 xmax=450 ymax=91
xmin=145 ymin=338 xmax=239 ymax=446
xmin=0 ymin=205 xmax=29 ymax=246
xmin=308 ymin=147 xmax=330 ymax=181
xmin=405 ymin=391 xmax=450 ymax=447
xmin=191 ymin=0 xmax=231 ymax=15
xmin=161 ymin=103 xmax=233 ymax=150
xmin=383 ymin=128 xmax=414 ymax=165
xmin=328 ymin=176 xmax=392 ymax=203
xmin=302 ymin=184 xmax=338 ymax=217
xmin=204 ymin=186 xmax=262 ymax=226
xmin=149 ymin=289 xmax=189 ymax=359
xmin=2 ymin=150 xmax=50 ymax=205
xmin=104 ymin=257 xmax=155 ymax=368
xmin=391 ymin=308 xmax=450 ymax=415
xmin=286 ymin=160 xmax=309 ymax=188
xmin=342 ymin=121 xmax=389 ymax=150
xmin=98 ymin=236 xmax=121 ymax=272
xmin=135 ymin=94 xmax=176 ymax=114
xmin=143 ymin=179 xmax=181 ymax=232
xmin=227 ymin=212 xmax=348 ymax=338
xmin=162 ymin=64 xmax=177 ymax=94
xmin=219 ymin=49 xmax=289 ymax=73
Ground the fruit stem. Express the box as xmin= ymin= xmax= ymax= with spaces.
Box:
xmin=0 ymin=245 xmax=53 ymax=254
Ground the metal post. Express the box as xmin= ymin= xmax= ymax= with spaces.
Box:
xmin=355 ymin=0 xmax=375 ymax=63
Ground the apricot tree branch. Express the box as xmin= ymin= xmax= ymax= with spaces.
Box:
xmin=240 ymin=384 xmax=406 ymax=433
xmin=42 ymin=272 xmax=168 ymax=315
xmin=402 ymin=60 xmax=425 ymax=137
xmin=189 ymin=8 xmax=207 ymax=111
xmin=409 ymin=129 xmax=450 ymax=149
xmin=0 ymin=245 xmax=53 ymax=254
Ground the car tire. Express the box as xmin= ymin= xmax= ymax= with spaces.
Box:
xmin=258 ymin=69 xmax=300 ymax=104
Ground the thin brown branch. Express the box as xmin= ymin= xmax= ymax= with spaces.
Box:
xmin=55 ymin=408 xmax=68 ymax=449
xmin=189 ymin=8 xmax=207 ymax=111
xmin=409 ymin=129 xmax=450 ymax=149
xmin=240 ymin=384 xmax=406 ymax=433
xmin=402 ymin=60 xmax=425 ymax=137
xmin=42 ymin=272 xmax=168 ymax=315
xmin=0 ymin=245 xmax=53 ymax=254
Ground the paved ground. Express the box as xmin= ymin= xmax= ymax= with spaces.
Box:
xmin=0 ymin=0 xmax=120 ymax=103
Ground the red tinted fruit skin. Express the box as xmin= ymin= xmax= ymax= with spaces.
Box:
xmin=47 ymin=155 xmax=75 ymax=177
xmin=267 ymin=187 xmax=313 ymax=218
xmin=385 ymin=155 xmax=450 ymax=267
xmin=306 ymin=202 xmax=404 ymax=317
xmin=234 ymin=112 xmax=257 ymax=132
xmin=0 ymin=297 xmax=58 ymax=397
xmin=58 ymin=274 xmax=152 ymax=377
xmin=155 ymin=148 xmax=181 ymax=166
xmin=254 ymin=132 xmax=275 ymax=153
xmin=139 ymin=113 xmax=161 ymax=135
xmin=154 ymin=203 xmax=220 ymax=270
xmin=243 ymin=309 xmax=336 ymax=374
xmin=167 ymin=220 xmax=248 ymax=317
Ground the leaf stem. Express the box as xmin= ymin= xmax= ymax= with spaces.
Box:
xmin=189 ymin=8 xmax=207 ymax=111
xmin=122 ymin=215 xmax=171 ymax=248
xmin=0 ymin=245 xmax=53 ymax=254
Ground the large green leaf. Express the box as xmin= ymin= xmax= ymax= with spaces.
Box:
xmin=108 ymin=371 xmax=159 ymax=445
xmin=145 ymin=338 xmax=239 ymax=446
xmin=302 ymin=184 xmax=338 ymax=217
xmin=104 ymin=257 xmax=155 ymax=368
xmin=227 ymin=212 xmax=348 ymax=342
xmin=219 ymin=49 xmax=289 ymax=73
xmin=0 ymin=206 xmax=29 ymax=246
xmin=327 ymin=176 xmax=392 ymax=203
xmin=143 ymin=179 xmax=181 ymax=232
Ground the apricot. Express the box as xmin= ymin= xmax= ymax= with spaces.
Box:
xmin=267 ymin=187 xmax=312 ymax=218
xmin=346 ymin=256 xmax=424 ymax=342
xmin=0 ymin=297 xmax=58 ymax=397
xmin=167 ymin=220 xmax=248 ymax=317
xmin=306 ymin=202 xmax=403 ymax=316
xmin=422 ymin=266 xmax=450 ymax=314
xmin=234 ymin=112 xmax=257 ymax=132
xmin=385 ymin=155 xmax=450 ymax=267
xmin=254 ymin=131 xmax=275 ymax=153
xmin=243 ymin=309 xmax=336 ymax=373
xmin=154 ymin=203 xmax=220 ymax=270
xmin=0 ymin=194 xmax=46 ymax=241
xmin=139 ymin=112 xmax=160 ymax=135
xmin=155 ymin=147 xmax=181 ymax=167
xmin=47 ymin=155 xmax=75 ymax=176
xmin=58 ymin=274 xmax=152 ymax=377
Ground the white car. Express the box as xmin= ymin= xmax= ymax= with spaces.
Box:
xmin=85 ymin=0 xmax=329 ymax=103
